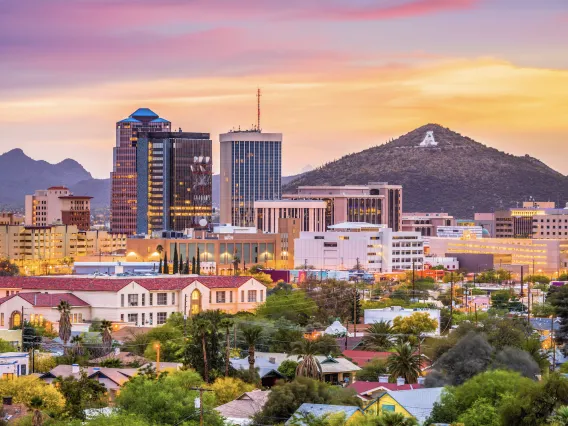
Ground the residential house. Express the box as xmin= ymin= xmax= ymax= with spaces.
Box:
xmin=229 ymin=357 xmax=285 ymax=387
xmin=0 ymin=276 xmax=267 ymax=331
xmin=342 ymin=350 xmax=392 ymax=367
xmin=286 ymin=403 xmax=364 ymax=425
xmin=89 ymin=348 xmax=149 ymax=367
xmin=364 ymin=388 xmax=444 ymax=424
xmin=215 ymin=390 xmax=270 ymax=425
xmin=0 ymin=352 xmax=29 ymax=379
xmin=349 ymin=376 xmax=425 ymax=401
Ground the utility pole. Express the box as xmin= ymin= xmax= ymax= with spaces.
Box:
xmin=184 ymin=294 xmax=188 ymax=338
xmin=520 ymin=265 xmax=524 ymax=298
xmin=528 ymin=260 xmax=533 ymax=326
xmin=551 ymin=315 xmax=556 ymax=371
xmin=190 ymin=387 xmax=213 ymax=426
xmin=353 ymin=289 xmax=357 ymax=338
xmin=474 ymin=303 xmax=478 ymax=327
xmin=412 ymin=258 xmax=415 ymax=301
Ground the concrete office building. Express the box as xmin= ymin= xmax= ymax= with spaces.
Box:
xmin=429 ymin=236 xmax=568 ymax=274
xmin=0 ymin=213 xmax=24 ymax=226
xmin=436 ymin=226 xmax=483 ymax=239
xmin=220 ymin=131 xmax=282 ymax=227
xmin=474 ymin=213 xmax=495 ymax=237
xmin=294 ymin=222 xmax=424 ymax=273
xmin=402 ymin=212 xmax=455 ymax=237
xmin=254 ymin=199 xmax=327 ymax=233
xmin=283 ymin=183 xmax=402 ymax=231
xmin=136 ymin=131 xmax=212 ymax=234
xmin=25 ymin=187 xmax=92 ymax=231
xmin=111 ymin=108 xmax=171 ymax=234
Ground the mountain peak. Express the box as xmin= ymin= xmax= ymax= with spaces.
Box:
xmin=3 ymin=148 xmax=27 ymax=158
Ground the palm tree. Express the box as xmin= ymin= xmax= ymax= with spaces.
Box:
xmin=57 ymin=300 xmax=72 ymax=346
xmin=291 ymin=339 xmax=322 ymax=380
xmin=362 ymin=320 xmax=394 ymax=351
xmin=70 ymin=335 xmax=84 ymax=357
xmin=386 ymin=342 xmax=423 ymax=384
xmin=156 ymin=245 xmax=164 ymax=257
xmin=232 ymin=255 xmax=240 ymax=276
xmin=220 ymin=316 xmax=234 ymax=377
xmin=550 ymin=405 xmax=568 ymax=426
xmin=194 ymin=319 xmax=212 ymax=382
xmin=376 ymin=411 xmax=418 ymax=426
xmin=28 ymin=396 xmax=44 ymax=426
xmin=101 ymin=320 xmax=113 ymax=352
xmin=240 ymin=325 xmax=263 ymax=376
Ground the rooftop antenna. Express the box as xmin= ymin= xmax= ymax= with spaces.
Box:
xmin=257 ymin=88 xmax=261 ymax=132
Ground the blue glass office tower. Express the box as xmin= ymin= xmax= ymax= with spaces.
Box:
xmin=220 ymin=131 xmax=282 ymax=227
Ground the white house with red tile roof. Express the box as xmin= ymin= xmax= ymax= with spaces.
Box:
xmin=0 ymin=276 xmax=266 ymax=330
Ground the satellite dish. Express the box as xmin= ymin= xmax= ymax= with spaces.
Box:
xmin=199 ymin=218 xmax=207 ymax=227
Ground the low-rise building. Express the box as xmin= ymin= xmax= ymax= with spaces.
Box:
xmin=254 ymin=199 xmax=327 ymax=233
xmin=0 ymin=352 xmax=29 ymax=378
xmin=348 ymin=376 xmax=425 ymax=401
xmin=215 ymin=390 xmax=271 ymax=426
xmin=0 ymin=213 xmax=24 ymax=226
xmin=423 ymin=256 xmax=459 ymax=270
xmin=294 ymin=222 xmax=424 ymax=273
xmin=365 ymin=388 xmax=443 ymax=424
xmin=0 ymin=275 xmax=267 ymax=330
xmin=402 ymin=212 xmax=455 ymax=237
xmin=287 ymin=404 xmax=364 ymax=425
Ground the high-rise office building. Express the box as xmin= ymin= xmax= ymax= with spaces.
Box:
xmin=220 ymin=131 xmax=282 ymax=227
xmin=110 ymin=108 xmax=171 ymax=234
xmin=136 ymin=131 xmax=213 ymax=234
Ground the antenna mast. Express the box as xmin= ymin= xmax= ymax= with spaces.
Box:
xmin=257 ymin=88 xmax=261 ymax=132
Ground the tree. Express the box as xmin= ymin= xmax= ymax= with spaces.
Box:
xmin=491 ymin=289 xmax=514 ymax=310
xmin=70 ymin=335 xmax=84 ymax=357
xmin=292 ymin=339 xmax=322 ymax=380
xmin=28 ymin=396 xmax=44 ymax=426
xmin=183 ymin=256 xmax=190 ymax=274
xmin=116 ymin=370 xmax=224 ymax=425
xmin=143 ymin=325 xmax=184 ymax=362
xmin=0 ymin=258 xmax=19 ymax=276
xmin=196 ymin=247 xmax=201 ymax=274
xmin=158 ymin=258 xmax=162 ymax=274
xmin=256 ymin=288 xmax=316 ymax=326
xmin=0 ymin=338 xmax=15 ymax=353
xmin=34 ymin=354 xmax=56 ymax=373
xmin=209 ymin=376 xmax=255 ymax=405
xmin=184 ymin=311 xmax=226 ymax=381
xmin=549 ymin=405 xmax=568 ymax=425
xmin=268 ymin=318 xmax=305 ymax=353
xmin=352 ymin=289 xmax=362 ymax=324
xmin=253 ymin=377 xmax=360 ymax=425
xmin=456 ymin=398 xmax=500 ymax=426
xmin=278 ymin=360 xmax=299 ymax=380
xmin=386 ymin=343 xmax=422 ymax=384
xmin=179 ymin=253 xmax=183 ymax=275
xmin=172 ymin=244 xmax=178 ymax=274
xmin=361 ymin=320 xmax=394 ymax=351
xmin=425 ymin=332 xmax=493 ymax=387
xmin=100 ymin=319 xmax=113 ymax=351
xmin=219 ymin=316 xmax=234 ymax=377
xmin=372 ymin=412 xmax=418 ymax=426
xmin=252 ymin=272 xmax=273 ymax=286
xmin=549 ymin=286 xmax=568 ymax=344
xmin=54 ymin=369 xmax=107 ymax=419
xmin=492 ymin=347 xmax=540 ymax=379
xmin=525 ymin=274 xmax=551 ymax=284
xmin=241 ymin=324 xmax=263 ymax=376
xmin=355 ymin=359 xmax=388 ymax=381
xmin=193 ymin=318 xmax=212 ymax=382
xmin=233 ymin=255 xmax=240 ymax=276
xmin=191 ymin=256 xmax=196 ymax=274
xmin=162 ymin=252 xmax=169 ymax=274
xmin=392 ymin=312 xmax=437 ymax=338
xmin=0 ymin=375 xmax=64 ymax=414
xmin=57 ymin=300 xmax=72 ymax=346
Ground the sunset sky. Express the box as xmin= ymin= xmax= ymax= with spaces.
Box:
xmin=1 ymin=0 xmax=567 ymax=178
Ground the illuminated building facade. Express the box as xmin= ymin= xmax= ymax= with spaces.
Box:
xmin=220 ymin=131 xmax=282 ymax=227
xmin=402 ymin=212 xmax=455 ymax=237
xmin=429 ymin=236 xmax=568 ymax=274
xmin=254 ymin=199 xmax=327 ymax=233
xmin=25 ymin=187 xmax=92 ymax=231
xmin=136 ymin=131 xmax=212 ymax=234
xmin=110 ymin=108 xmax=171 ymax=234
xmin=283 ymin=183 xmax=402 ymax=231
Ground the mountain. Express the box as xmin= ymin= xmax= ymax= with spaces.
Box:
xmin=0 ymin=149 xmax=109 ymax=208
xmin=283 ymin=124 xmax=568 ymax=218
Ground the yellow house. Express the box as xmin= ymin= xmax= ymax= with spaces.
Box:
xmin=287 ymin=404 xmax=364 ymax=425
xmin=363 ymin=388 xmax=444 ymax=424
xmin=363 ymin=392 xmax=413 ymax=418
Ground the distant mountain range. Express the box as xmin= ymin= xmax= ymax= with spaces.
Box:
xmin=0 ymin=149 xmax=109 ymax=209
xmin=5 ymin=125 xmax=567 ymax=218
xmin=283 ymin=124 xmax=568 ymax=217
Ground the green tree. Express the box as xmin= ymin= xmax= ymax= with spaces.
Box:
xmin=219 ymin=316 xmax=234 ymax=377
xmin=0 ymin=338 xmax=15 ymax=353
xmin=208 ymin=376 xmax=255 ymax=405
xmin=386 ymin=343 xmax=422 ymax=384
xmin=241 ymin=324 xmax=263 ymax=376
xmin=525 ymin=274 xmax=551 ymax=284
xmin=184 ymin=311 xmax=226 ymax=381
xmin=392 ymin=312 xmax=437 ymax=340
xmin=257 ymin=288 xmax=316 ymax=326
xmin=549 ymin=405 xmax=568 ymax=425
xmin=183 ymin=256 xmax=189 ymax=274
xmin=54 ymin=369 xmax=108 ymax=419
xmin=158 ymin=258 xmax=162 ymax=274
xmin=191 ymin=256 xmax=196 ymax=274
xmin=70 ymin=335 xmax=84 ymax=357
xmin=163 ymin=252 xmax=169 ymax=274
xmin=361 ymin=320 xmax=394 ymax=351
xmin=254 ymin=377 xmax=360 ymax=425
xmin=456 ymin=398 xmax=500 ymax=426
xmin=491 ymin=289 xmax=514 ymax=310
xmin=193 ymin=318 xmax=212 ymax=382
xmin=372 ymin=412 xmax=418 ymax=426
xmin=0 ymin=258 xmax=19 ymax=276
xmin=196 ymin=247 xmax=201 ymax=274
xmin=116 ymin=369 xmax=224 ymax=425
xmin=172 ymin=243 xmax=178 ymax=274
xmin=143 ymin=324 xmax=184 ymax=362
xmin=268 ymin=318 xmax=304 ymax=353
xmin=549 ymin=286 xmax=568 ymax=344
xmin=356 ymin=359 xmax=388 ymax=381
xmin=100 ymin=319 xmax=113 ymax=352
xmin=56 ymin=300 xmax=72 ymax=345
xmin=292 ymin=339 xmax=322 ymax=380
xmin=278 ymin=359 xmax=299 ymax=380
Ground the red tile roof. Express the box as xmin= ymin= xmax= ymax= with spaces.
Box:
xmin=348 ymin=381 xmax=422 ymax=394
xmin=47 ymin=186 xmax=69 ymax=190
xmin=19 ymin=292 xmax=90 ymax=307
xmin=342 ymin=350 xmax=393 ymax=367
xmin=0 ymin=276 xmax=258 ymax=293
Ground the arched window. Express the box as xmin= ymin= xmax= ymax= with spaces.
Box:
xmin=190 ymin=290 xmax=201 ymax=315
xmin=10 ymin=311 xmax=21 ymax=328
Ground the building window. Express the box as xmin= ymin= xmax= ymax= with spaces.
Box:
xmin=260 ymin=290 xmax=264 ymax=302
xmin=120 ymin=314 xmax=124 ymax=322
xmin=157 ymin=312 xmax=167 ymax=325
xmin=382 ymin=405 xmax=395 ymax=412
xmin=128 ymin=313 xmax=138 ymax=324
xmin=229 ymin=291 xmax=233 ymax=303
xmin=142 ymin=313 xmax=145 ymax=325
xmin=241 ymin=290 xmax=245 ymax=303
xmin=121 ymin=294 xmax=124 ymax=307
xmin=149 ymin=313 xmax=153 ymax=325
xmin=141 ymin=294 xmax=146 ymax=306
xmin=128 ymin=294 xmax=139 ymax=307
xmin=209 ymin=292 xmax=212 ymax=304
xmin=0 ymin=313 xmax=3 ymax=327
xmin=172 ymin=292 xmax=175 ymax=305
xmin=149 ymin=293 xmax=153 ymax=306
xmin=157 ymin=293 xmax=167 ymax=305
xmin=216 ymin=291 xmax=226 ymax=303
xmin=248 ymin=290 xmax=257 ymax=303
xmin=20 ymin=365 xmax=26 ymax=376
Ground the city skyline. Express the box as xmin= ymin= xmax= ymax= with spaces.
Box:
xmin=1 ymin=0 xmax=568 ymax=178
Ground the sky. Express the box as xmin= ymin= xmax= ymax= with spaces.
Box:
xmin=1 ymin=0 xmax=568 ymax=178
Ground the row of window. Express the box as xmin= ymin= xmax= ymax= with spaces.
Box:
xmin=121 ymin=292 xmax=175 ymax=307
xmin=120 ymin=312 xmax=168 ymax=326
xmin=212 ymin=290 xmax=264 ymax=304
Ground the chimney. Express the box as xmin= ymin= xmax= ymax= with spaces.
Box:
xmin=378 ymin=375 xmax=389 ymax=383
xmin=269 ymin=357 xmax=276 ymax=364
xmin=71 ymin=364 xmax=80 ymax=374
xmin=2 ymin=396 xmax=13 ymax=406
xmin=417 ymin=377 xmax=426 ymax=386
xmin=396 ymin=377 xmax=405 ymax=386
